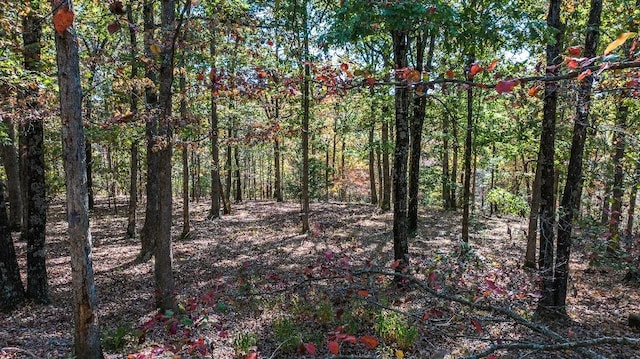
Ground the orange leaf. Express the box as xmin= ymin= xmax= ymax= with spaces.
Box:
xmin=328 ymin=340 xmax=339 ymax=354
xmin=487 ymin=59 xmax=498 ymax=71
xmin=565 ymin=57 xmax=585 ymax=69
xmin=604 ymin=32 xmax=636 ymax=55
xmin=340 ymin=63 xmax=349 ymax=71
xmin=53 ymin=6 xmax=74 ymax=35
xmin=468 ymin=63 xmax=483 ymax=79
xmin=407 ymin=69 xmax=421 ymax=82
xmin=528 ymin=85 xmax=539 ymax=97
xmin=360 ymin=336 xmax=379 ymax=349
xmin=391 ymin=259 xmax=401 ymax=269
xmin=445 ymin=69 xmax=454 ymax=79
xmin=567 ymin=45 xmax=582 ymax=56
xmin=357 ymin=289 xmax=370 ymax=297
xmin=577 ymin=69 xmax=592 ymax=81
xmin=495 ymin=80 xmax=519 ymax=94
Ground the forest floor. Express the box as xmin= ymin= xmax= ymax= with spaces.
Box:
xmin=1 ymin=198 xmax=639 ymax=359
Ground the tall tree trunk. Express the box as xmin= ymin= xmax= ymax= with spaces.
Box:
xmin=208 ymin=20 xmax=221 ymax=219
xmin=127 ymin=141 xmax=138 ymax=238
xmin=553 ymin=0 xmax=601 ymax=315
xmin=52 ymin=1 xmax=102 ymax=355
xmin=0 ymin=190 xmax=25 ymax=311
xmin=274 ymin=136 xmax=283 ymax=202
xmin=450 ymin=113 xmax=459 ymax=208
xmin=536 ymin=0 xmax=563 ymax=318
xmin=180 ymin=72 xmax=190 ymax=239
xmin=461 ymin=56 xmax=474 ymax=244
xmin=407 ymin=33 xmax=432 ymax=236
xmin=0 ymin=118 xmax=22 ymax=231
xmin=153 ymin=0 xmax=178 ymax=312
xmin=86 ymin=140 xmax=94 ymax=210
xmin=391 ymin=29 xmax=410 ymax=273
xmin=525 ymin=152 xmax=542 ymax=268
xmin=368 ymin=115 xmax=377 ymax=205
xmin=442 ymin=110 xmax=451 ymax=210
xmin=300 ymin=0 xmax=310 ymax=233
xmin=608 ymin=102 xmax=627 ymax=250
xmin=381 ymin=107 xmax=391 ymax=211
xmin=627 ymin=163 xmax=640 ymax=238
xmin=126 ymin=3 xmax=139 ymax=238
xmin=234 ymin=146 xmax=242 ymax=202
xmin=21 ymin=5 xmax=49 ymax=304
xmin=139 ymin=0 xmax=159 ymax=260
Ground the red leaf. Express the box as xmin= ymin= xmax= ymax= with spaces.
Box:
xmin=487 ymin=59 xmax=499 ymax=71
xmin=365 ymin=77 xmax=375 ymax=89
xmin=340 ymin=63 xmax=349 ymax=71
xmin=495 ymin=80 xmax=519 ymax=94
xmin=303 ymin=343 xmax=316 ymax=355
xmin=468 ymin=63 xmax=483 ymax=79
xmin=328 ymin=340 xmax=339 ymax=354
xmin=357 ymin=289 xmax=370 ymax=297
xmin=577 ymin=69 xmax=592 ymax=81
xmin=471 ymin=319 xmax=483 ymax=333
xmin=445 ymin=69 xmax=454 ymax=79
xmin=391 ymin=259 xmax=401 ymax=269
xmin=360 ymin=336 xmax=379 ymax=349
xmin=53 ymin=6 xmax=75 ymax=35
xmin=565 ymin=57 xmax=586 ymax=69
xmin=267 ymin=40 xmax=274 ymax=46
xmin=169 ymin=321 xmax=178 ymax=335
xmin=109 ymin=1 xmax=126 ymax=15
xmin=107 ymin=21 xmax=121 ymax=34
xmin=245 ymin=352 xmax=257 ymax=359
xmin=567 ymin=45 xmax=582 ymax=56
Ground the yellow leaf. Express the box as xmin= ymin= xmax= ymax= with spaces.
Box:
xmin=604 ymin=32 xmax=636 ymax=55
xmin=396 ymin=349 xmax=405 ymax=358
xmin=150 ymin=44 xmax=162 ymax=55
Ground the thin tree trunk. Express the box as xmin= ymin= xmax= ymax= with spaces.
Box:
xmin=0 ymin=190 xmax=25 ymax=311
xmin=0 ymin=118 xmax=22 ymax=231
xmin=627 ymin=163 xmax=640 ymax=238
xmin=391 ymin=29 xmax=410 ymax=274
xmin=461 ymin=56 xmax=474 ymax=244
xmin=300 ymin=0 xmax=310 ymax=233
xmin=274 ymin=136 xmax=283 ymax=202
xmin=21 ymin=5 xmax=49 ymax=304
xmin=535 ymin=0 xmax=563 ymax=319
xmin=608 ymin=102 xmax=627 ymax=250
xmin=234 ymin=146 xmax=242 ymax=202
xmin=368 ymin=115 xmax=377 ymax=205
xmin=126 ymin=3 xmax=139 ymax=238
xmin=442 ymin=111 xmax=451 ymax=210
xmin=180 ymin=71 xmax=190 ymax=239
xmin=381 ymin=108 xmax=391 ymax=211
xmin=52 ymin=1 xmax=102 ymax=354
xmin=525 ymin=152 xmax=542 ymax=268
xmin=450 ymin=110 xmax=459 ymax=209
xmin=208 ymin=20 xmax=221 ymax=219
xmin=224 ymin=127 xmax=232 ymax=214
xmin=139 ymin=0 xmax=159 ymax=260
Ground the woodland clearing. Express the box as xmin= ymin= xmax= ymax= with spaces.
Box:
xmin=1 ymin=198 xmax=638 ymax=358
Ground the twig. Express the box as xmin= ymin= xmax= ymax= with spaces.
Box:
xmin=1 ymin=347 xmax=40 ymax=359
xmin=463 ymin=337 xmax=640 ymax=359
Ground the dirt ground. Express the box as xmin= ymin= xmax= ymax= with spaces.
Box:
xmin=1 ymin=198 xmax=638 ymax=358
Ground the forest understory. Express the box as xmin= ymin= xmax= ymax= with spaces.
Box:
xmin=1 ymin=198 xmax=638 ymax=359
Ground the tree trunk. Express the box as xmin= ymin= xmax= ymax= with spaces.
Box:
xmin=442 ymin=110 xmax=451 ymax=210
xmin=368 ymin=115 xmax=377 ymax=205
xmin=52 ymin=1 xmax=102 ymax=355
xmin=0 ymin=190 xmax=25 ymax=311
xmin=180 ymin=72 xmax=190 ymax=239
xmin=207 ymin=20 xmax=221 ymax=219
xmin=553 ymin=0 xmax=601 ymax=316
xmin=153 ymin=0 xmax=178 ymax=313
xmin=608 ymin=102 xmax=628 ymax=250
xmin=0 ymin=118 xmax=22 ymax=231
xmin=86 ymin=139 xmax=95 ymax=210
xmin=234 ymin=146 xmax=242 ymax=202
xmin=139 ymin=0 xmax=159 ymax=260
xmin=274 ymin=136 xmax=283 ymax=202
xmin=461 ymin=56 xmax=474 ymax=244
xmin=392 ymin=29 xmax=410 ymax=273
xmin=21 ymin=7 xmax=49 ymax=305
xmin=450 ymin=108 xmax=459 ymax=209
xmin=627 ymin=163 xmax=640 ymax=238
xmin=127 ymin=141 xmax=138 ymax=238
xmin=525 ymin=152 xmax=542 ymax=268
xmin=535 ymin=0 xmax=563 ymax=319
xmin=407 ymin=33 xmax=431 ymax=236
xmin=126 ymin=3 xmax=139 ymax=238
xmin=300 ymin=1 xmax=310 ymax=233
xmin=381 ymin=107 xmax=391 ymax=211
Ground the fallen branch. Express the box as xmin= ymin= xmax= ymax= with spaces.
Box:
xmin=1 ymin=347 xmax=39 ymax=359
xmin=353 ymin=269 xmax=606 ymax=359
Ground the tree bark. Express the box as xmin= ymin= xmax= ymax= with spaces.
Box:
xmin=180 ymin=71 xmax=190 ymax=239
xmin=300 ymin=0 xmax=310 ymax=233
xmin=392 ymin=29 xmax=410 ymax=273
xmin=525 ymin=152 xmax=542 ymax=268
xmin=208 ymin=19 xmax=221 ymax=219
xmin=627 ymin=163 xmax=640 ymax=238
xmin=0 ymin=190 xmax=25 ymax=311
xmin=52 ymin=1 xmax=102 ymax=355
xmin=535 ymin=0 xmax=563 ymax=319
xmin=461 ymin=56 xmax=474 ymax=244
xmin=368 ymin=113 xmax=377 ymax=205
xmin=608 ymin=102 xmax=627 ymax=250
xmin=139 ymin=0 xmax=159 ymax=260
xmin=154 ymin=0 xmax=177 ymax=312
xmin=381 ymin=106 xmax=391 ymax=211
xmin=126 ymin=3 xmax=139 ymax=239
xmin=21 ymin=6 xmax=49 ymax=305
xmin=0 ymin=118 xmax=22 ymax=231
